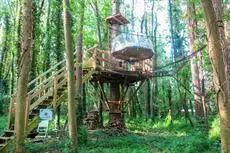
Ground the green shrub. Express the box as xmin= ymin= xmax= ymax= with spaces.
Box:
xmin=209 ymin=116 xmax=220 ymax=141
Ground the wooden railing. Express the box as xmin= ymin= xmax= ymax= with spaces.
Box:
xmin=92 ymin=48 xmax=153 ymax=74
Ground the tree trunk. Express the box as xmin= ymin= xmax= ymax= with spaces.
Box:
xmin=55 ymin=0 xmax=63 ymax=129
xmin=108 ymin=0 xmax=124 ymax=129
xmin=108 ymin=83 xmax=124 ymax=128
xmin=92 ymin=0 xmax=102 ymax=49
xmin=82 ymin=82 xmax=87 ymax=117
xmin=144 ymin=80 xmax=151 ymax=119
xmin=151 ymin=0 xmax=157 ymax=121
xmin=15 ymin=0 xmax=33 ymax=152
xmin=76 ymin=0 xmax=85 ymax=126
xmin=63 ymin=0 xmax=77 ymax=150
xmin=168 ymin=80 xmax=173 ymax=125
xmin=43 ymin=0 xmax=51 ymax=72
xmin=201 ymin=0 xmax=230 ymax=152
xmin=212 ymin=0 xmax=230 ymax=106
xmin=199 ymin=51 xmax=208 ymax=127
xmin=99 ymin=83 xmax=104 ymax=127
xmin=187 ymin=1 xmax=204 ymax=121
xmin=30 ymin=0 xmax=45 ymax=82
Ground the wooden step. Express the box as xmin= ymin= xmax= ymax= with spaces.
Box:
xmin=4 ymin=130 xmax=14 ymax=137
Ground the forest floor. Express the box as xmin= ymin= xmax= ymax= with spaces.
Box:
xmin=23 ymin=118 xmax=220 ymax=153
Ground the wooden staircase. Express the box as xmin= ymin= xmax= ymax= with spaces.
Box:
xmin=0 ymin=46 xmax=98 ymax=153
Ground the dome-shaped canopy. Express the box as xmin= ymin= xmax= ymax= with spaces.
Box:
xmin=111 ymin=34 xmax=153 ymax=61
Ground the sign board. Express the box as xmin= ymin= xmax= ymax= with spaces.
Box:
xmin=39 ymin=109 xmax=53 ymax=121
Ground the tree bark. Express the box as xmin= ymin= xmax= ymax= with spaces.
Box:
xmin=76 ymin=0 xmax=85 ymax=126
xmin=201 ymin=0 xmax=230 ymax=152
xmin=15 ymin=0 xmax=33 ymax=152
xmin=63 ymin=0 xmax=77 ymax=150
xmin=108 ymin=0 xmax=124 ymax=129
xmin=187 ymin=1 xmax=204 ymax=121
xmin=168 ymin=80 xmax=173 ymax=124
xmin=55 ymin=0 xmax=64 ymax=129
xmin=144 ymin=80 xmax=151 ymax=119
xmin=212 ymin=0 xmax=230 ymax=106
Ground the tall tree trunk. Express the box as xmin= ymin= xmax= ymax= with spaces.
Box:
xmin=144 ymin=80 xmax=151 ymax=119
xmin=55 ymin=0 xmax=63 ymax=130
xmin=43 ymin=0 xmax=51 ymax=72
xmin=91 ymin=0 xmax=103 ymax=125
xmin=0 ymin=14 xmax=10 ymax=106
xmin=82 ymin=82 xmax=87 ymax=117
xmin=0 ymin=14 xmax=10 ymax=80
xmin=167 ymin=80 xmax=173 ymax=124
xmin=30 ymin=0 xmax=45 ymax=81
xmin=92 ymin=0 xmax=102 ymax=49
xmin=108 ymin=0 xmax=124 ymax=128
xmin=63 ymin=0 xmax=77 ymax=150
xmin=187 ymin=1 xmax=204 ymax=121
xmin=15 ymin=0 xmax=33 ymax=152
xmin=151 ymin=1 xmax=157 ymax=120
xmin=199 ymin=51 xmax=208 ymax=127
xmin=212 ymin=0 xmax=230 ymax=105
xmin=201 ymin=0 xmax=230 ymax=152
xmin=76 ymin=0 xmax=85 ymax=126
xmin=16 ymin=2 xmax=22 ymax=70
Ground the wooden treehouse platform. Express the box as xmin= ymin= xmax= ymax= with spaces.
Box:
xmin=0 ymin=45 xmax=154 ymax=152
xmin=85 ymin=46 xmax=154 ymax=83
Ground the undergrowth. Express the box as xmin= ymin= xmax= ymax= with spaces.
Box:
xmin=23 ymin=117 xmax=220 ymax=153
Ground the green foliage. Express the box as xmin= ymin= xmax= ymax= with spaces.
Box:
xmin=80 ymin=119 xmax=219 ymax=153
xmin=209 ymin=116 xmax=220 ymax=141
xmin=25 ymin=138 xmax=71 ymax=153
xmin=25 ymin=126 xmax=88 ymax=153
xmin=78 ymin=126 xmax=88 ymax=144
xmin=25 ymin=119 xmax=219 ymax=153
xmin=0 ymin=115 xmax=7 ymax=135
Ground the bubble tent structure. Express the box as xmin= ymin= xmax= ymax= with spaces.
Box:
xmin=106 ymin=13 xmax=154 ymax=62
xmin=111 ymin=33 xmax=154 ymax=62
